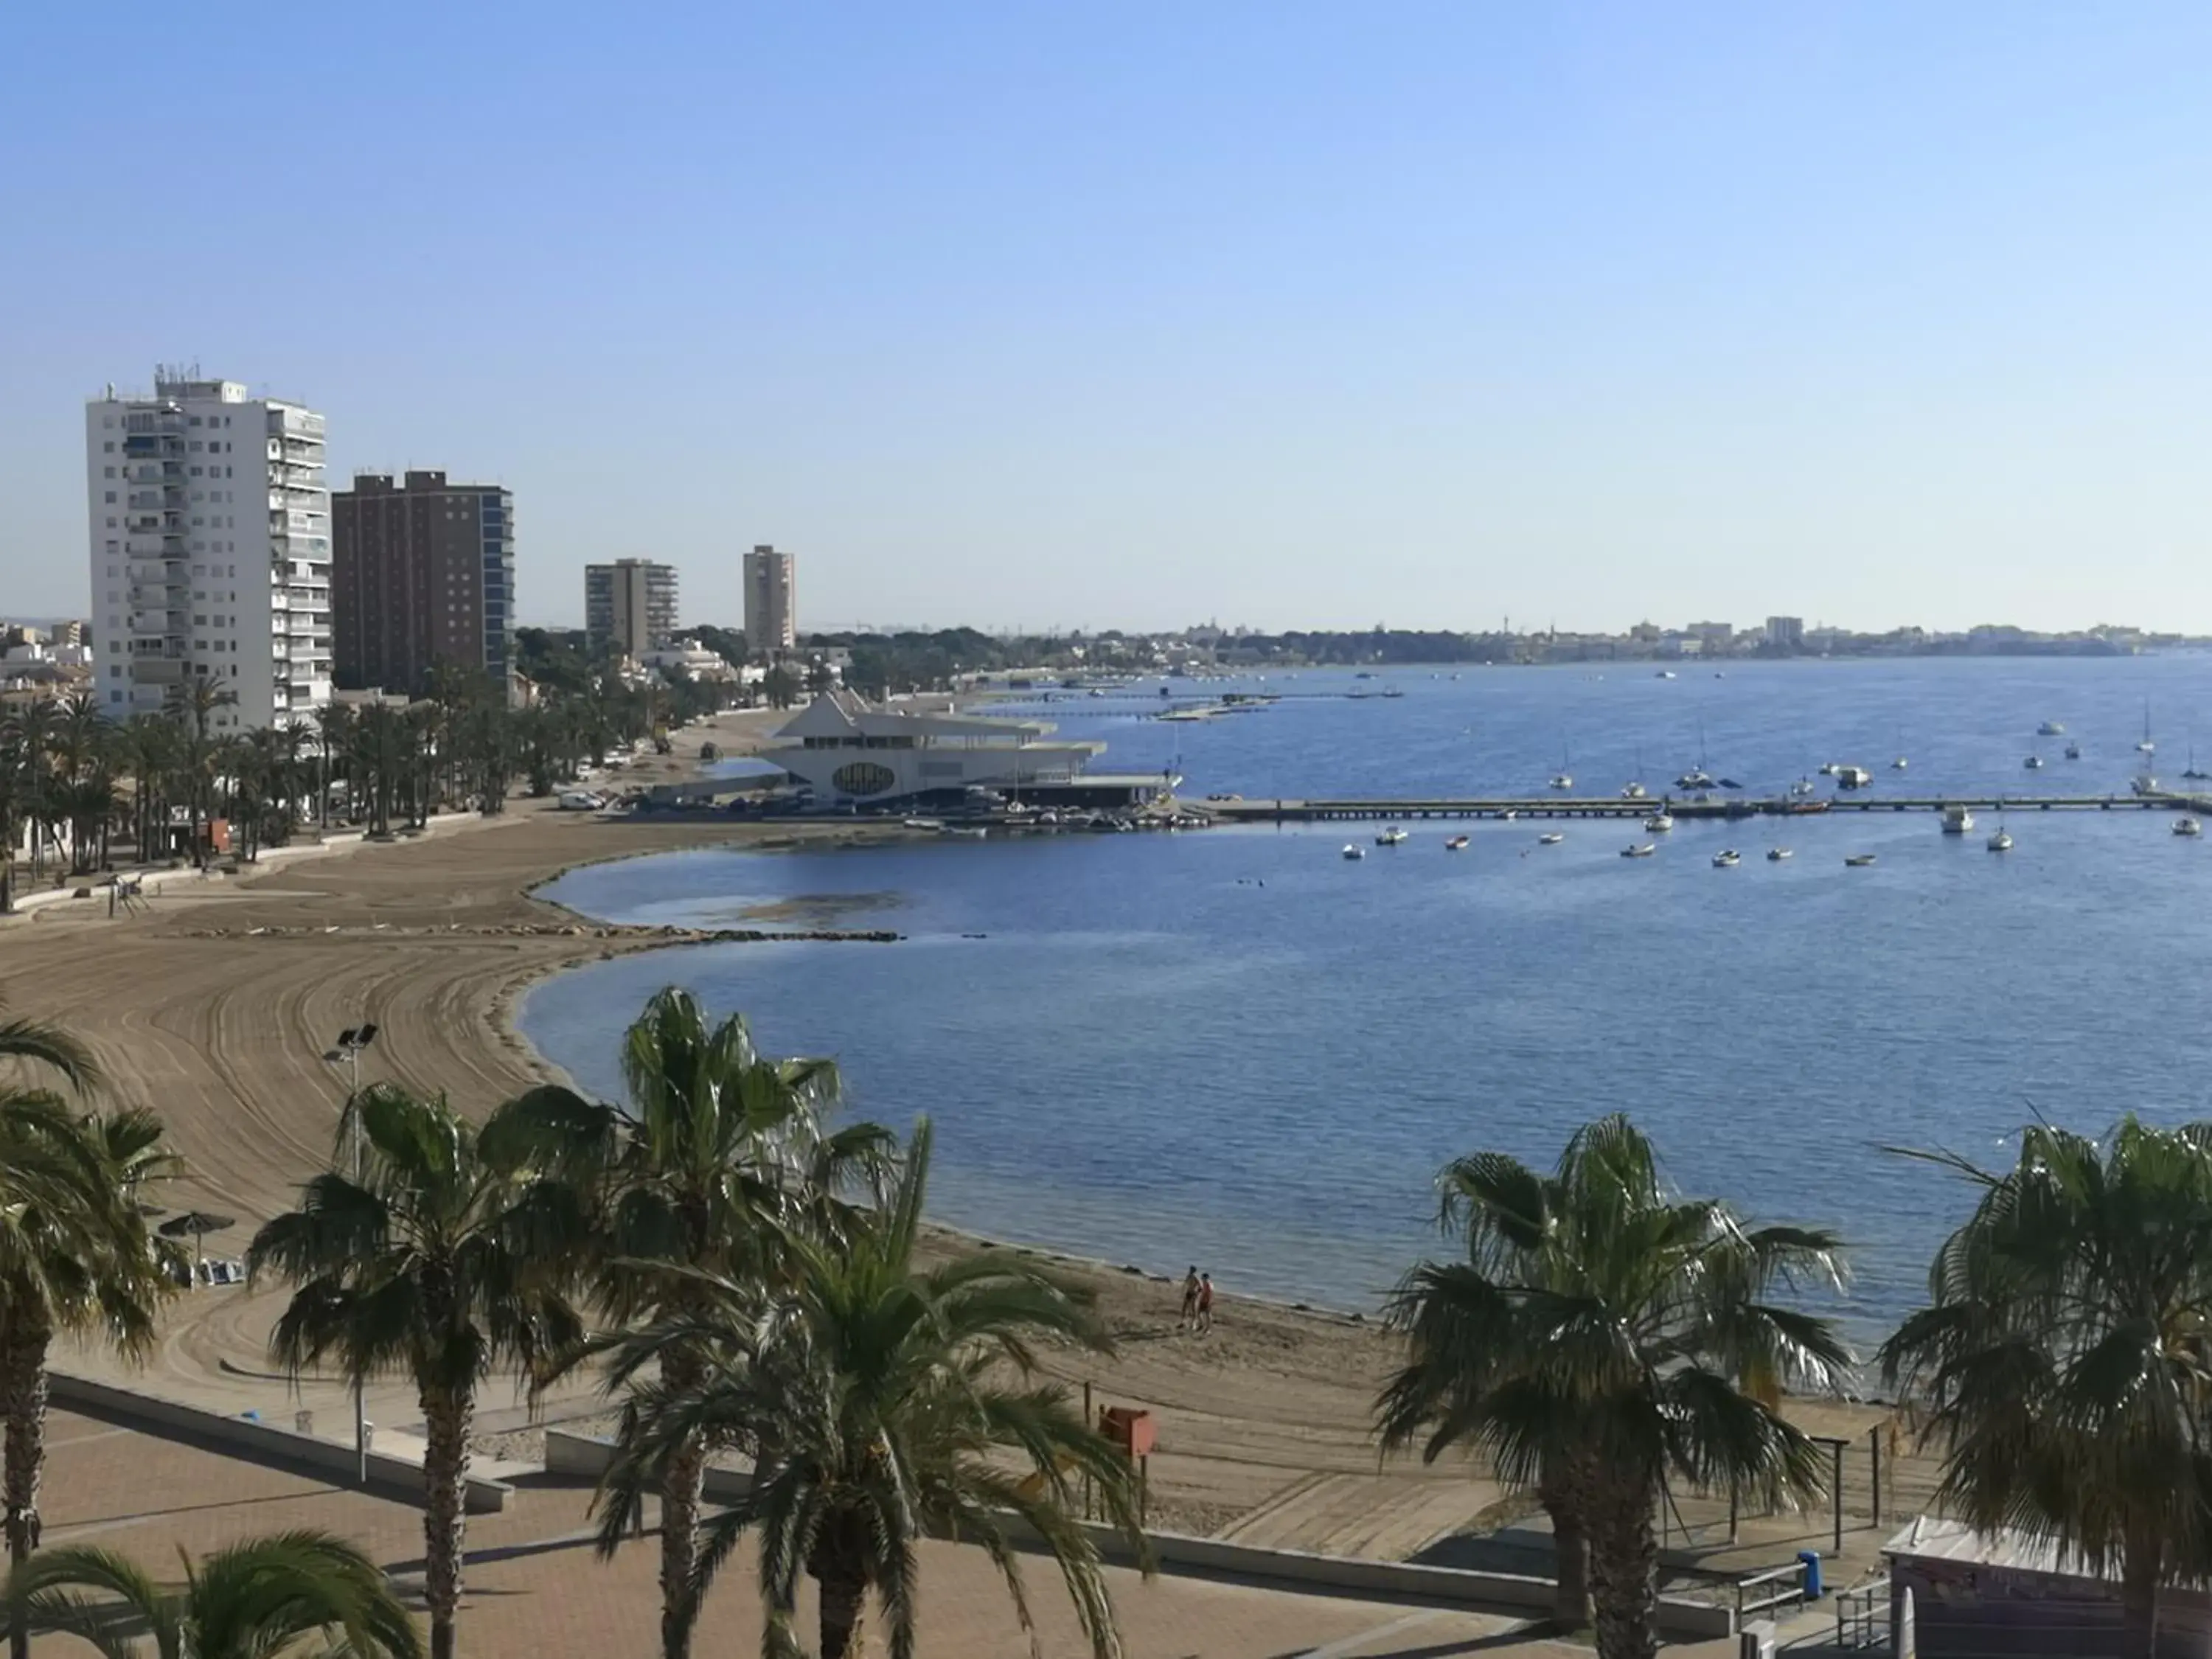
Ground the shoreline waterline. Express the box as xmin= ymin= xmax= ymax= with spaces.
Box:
xmin=525 ymin=656 xmax=2212 ymax=1356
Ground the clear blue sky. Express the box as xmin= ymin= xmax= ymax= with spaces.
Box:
xmin=7 ymin=2 xmax=2211 ymax=635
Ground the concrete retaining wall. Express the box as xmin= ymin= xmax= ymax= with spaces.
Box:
xmin=52 ymin=1372 xmax=512 ymax=1514
xmin=540 ymin=1431 xmax=1731 ymax=1637
xmin=544 ymin=1430 xmax=752 ymax=1502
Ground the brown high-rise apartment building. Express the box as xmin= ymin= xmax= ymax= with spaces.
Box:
xmin=742 ymin=544 xmax=796 ymax=655
xmin=584 ymin=558 xmax=678 ymax=657
xmin=332 ymin=471 xmax=515 ymax=694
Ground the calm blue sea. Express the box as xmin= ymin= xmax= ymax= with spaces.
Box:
xmin=522 ymin=657 xmax=2212 ymax=1350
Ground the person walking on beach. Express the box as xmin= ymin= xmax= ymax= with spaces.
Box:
xmin=1197 ymin=1272 xmax=1215 ymax=1335
xmin=1179 ymin=1266 xmax=1200 ymax=1332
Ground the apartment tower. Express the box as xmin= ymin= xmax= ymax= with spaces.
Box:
xmin=332 ymin=471 xmax=516 ymax=695
xmin=86 ymin=370 xmax=332 ymax=731
xmin=742 ymin=543 xmax=797 ymax=655
xmin=584 ymin=558 xmax=678 ymax=657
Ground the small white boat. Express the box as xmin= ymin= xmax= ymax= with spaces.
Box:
xmin=1767 ymin=847 xmax=1793 ymax=861
xmin=1644 ymin=813 xmax=1674 ymax=832
xmin=1620 ymin=843 xmax=1657 ymax=859
xmin=1941 ymin=804 xmax=1975 ymax=834
xmin=1549 ymin=773 xmax=1574 ymax=790
xmin=2023 ymin=756 xmax=2043 ymax=771
xmin=1444 ymin=834 xmax=1470 ymax=850
xmin=1342 ymin=844 xmax=1366 ymax=860
xmin=1621 ymin=782 xmax=1648 ymax=800
xmin=1537 ymin=832 xmax=1564 ymax=846
xmin=1656 ymin=669 xmax=1677 ymax=679
xmin=2132 ymin=773 xmax=2161 ymax=797
xmin=1891 ymin=757 xmax=1908 ymax=771
xmin=1712 ymin=849 xmax=1741 ymax=868
xmin=1675 ymin=770 xmax=1716 ymax=790
xmin=1834 ymin=765 xmax=1874 ymax=790
xmin=2038 ymin=720 xmax=2066 ymax=737
xmin=1498 ymin=809 xmax=1518 ymax=821
xmin=1845 ymin=853 xmax=1877 ymax=867
xmin=1986 ymin=827 xmax=2013 ymax=852
xmin=902 ymin=817 xmax=946 ymax=831
xmin=2177 ymin=817 xmax=2203 ymax=838
xmin=1375 ymin=826 xmax=1408 ymax=846
xmin=1789 ymin=778 xmax=1818 ymax=798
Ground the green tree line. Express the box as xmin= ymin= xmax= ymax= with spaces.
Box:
xmin=0 ymin=664 xmax=735 ymax=911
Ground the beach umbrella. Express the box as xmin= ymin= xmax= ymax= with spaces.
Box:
xmin=159 ymin=1210 xmax=236 ymax=1277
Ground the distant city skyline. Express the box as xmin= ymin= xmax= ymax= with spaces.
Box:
xmin=10 ymin=6 xmax=2212 ymax=635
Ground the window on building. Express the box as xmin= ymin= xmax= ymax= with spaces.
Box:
xmin=104 ymin=491 xmax=116 ymax=503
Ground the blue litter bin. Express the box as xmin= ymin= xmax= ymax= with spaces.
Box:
xmin=1797 ymin=1549 xmax=1823 ymax=1599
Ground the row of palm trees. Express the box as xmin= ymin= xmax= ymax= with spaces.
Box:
xmin=0 ymin=667 xmax=725 ymax=909
xmin=1379 ymin=1113 xmax=2212 ymax=1659
xmin=0 ymin=990 xmax=1142 ymax=1659
xmin=4 ymin=984 xmax=2207 ymax=1659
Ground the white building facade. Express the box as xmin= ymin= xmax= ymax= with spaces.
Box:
xmin=765 ymin=691 xmax=1104 ymax=806
xmin=86 ymin=372 xmax=333 ymax=731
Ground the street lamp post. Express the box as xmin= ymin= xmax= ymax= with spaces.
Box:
xmin=321 ymin=1022 xmax=380 ymax=1486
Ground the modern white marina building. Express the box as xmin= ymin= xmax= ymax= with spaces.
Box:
xmin=765 ymin=691 xmax=1170 ymax=809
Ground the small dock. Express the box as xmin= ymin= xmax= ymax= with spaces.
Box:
xmin=1206 ymin=793 xmax=2212 ymax=824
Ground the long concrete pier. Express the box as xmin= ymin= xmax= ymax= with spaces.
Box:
xmin=1207 ymin=793 xmax=2212 ymax=823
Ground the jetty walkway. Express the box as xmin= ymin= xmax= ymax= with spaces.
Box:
xmin=1207 ymin=793 xmax=2212 ymax=823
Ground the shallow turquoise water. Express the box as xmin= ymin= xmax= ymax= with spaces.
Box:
xmin=523 ymin=657 xmax=2212 ymax=1349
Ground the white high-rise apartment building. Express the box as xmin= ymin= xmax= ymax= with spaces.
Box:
xmin=86 ymin=369 xmax=333 ymax=731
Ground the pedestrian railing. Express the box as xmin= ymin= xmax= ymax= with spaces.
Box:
xmin=1733 ymin=1560 xmax=1809 ymax=1625
xmin=1832 ymin=1579 xmax=1889 ymax=1649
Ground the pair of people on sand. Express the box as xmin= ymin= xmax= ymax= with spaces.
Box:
xmin=1178 ymin=1266 xmax=1214 ymax=1334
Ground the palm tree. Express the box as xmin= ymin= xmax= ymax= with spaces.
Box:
xmin=115 ymin=717 xmax=181 ymax=865
xmin=7 ymin=1528 xmax=422 ymax=1658
xmin=1376 ymin=1116 xmax=1848 ymax=1659
xmin=313 ymin=702 xmax=354 ymax=830
xmin=597 ymin=1118 xmax=1147 ymax=1659
xmin=0 ymin=1006 xmax=100 ymax=1096
xmin=0 ymin=716 xmax=28 ymax=914
xmin=246 ymin=1085 xmax=583 ymax=1659
xmin=483 ymin=988 xmax=888 ymax=1659
xmin=165 ymin=681 xmax=234 ymax=868
xmin=1879 ymin=1119 xmax=2212 ymax=1659
xmin=349 ymin=705 xmax=409 ymax=839
xmin=0 ymin=1102 xmax=178 ymax=1641
xmin=11 ymin=701 xmax=58 ymax=886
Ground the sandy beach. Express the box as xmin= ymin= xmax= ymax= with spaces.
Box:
xmin=0 ymin=709 xmax=1476 ymax=1549
xmin=0 ymin=705 xmax=1919 ymax=1566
